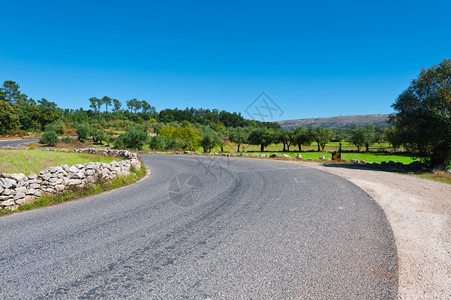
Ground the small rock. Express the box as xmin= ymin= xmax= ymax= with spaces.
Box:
xmin=28 ymin=173 xmax=38 ymax=180
xmin=15 ymin=186 xmax=27 ymax=194
xmin=1 ymin=199 xmax=15 ymax=206
xmin=14 ymin=192 xmax=26 ymax=200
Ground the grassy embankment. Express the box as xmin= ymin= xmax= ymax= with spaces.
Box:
xmin=0 ymin=149 xmax=147 ymax=216
xmin=0 ymin=149 xmax=118 ymax=175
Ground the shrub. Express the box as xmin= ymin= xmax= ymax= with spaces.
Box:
xmin=44 ymin=119 xmax=66 ymax=135
xmin=149 ymin=135 xmax=166 ymax=150
xmin=40 ymin=131 xmax=59 ymax=146
xmin=76 ymin=124 xmax=90 ymax=141
xmin=61 ymin=136 xmax=72 ymax=143
xmin=114 ymin=126 xmax=148 ymax=150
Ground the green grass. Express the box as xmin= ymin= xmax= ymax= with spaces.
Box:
xmin=245 ymin=151 xmax=419 ymax=164
xmin=0 ymin=164 xmax=147 ymax=216
xmin=0 ymin=149 xmax=120 ymax=175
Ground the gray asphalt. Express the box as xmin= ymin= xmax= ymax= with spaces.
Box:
xmin=0 ymin=139 xmax=39 ymax=147
xmin=0 ymin=155 xmax=398 ymax=299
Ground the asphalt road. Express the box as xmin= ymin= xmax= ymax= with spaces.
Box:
xmin=0 ymin=139 xmax=39 ymax=147
xmin=0 ymin=155 xmax=398 ymax=299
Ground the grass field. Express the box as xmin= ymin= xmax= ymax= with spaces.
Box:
xmin=0 ymin=149 xmax=119 ymax=175
xmin=245 ymin=151 xmax=419 ymax=164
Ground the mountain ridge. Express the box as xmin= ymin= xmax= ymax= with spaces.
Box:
xmin=276 ymin=114 xmax=390 ymax=130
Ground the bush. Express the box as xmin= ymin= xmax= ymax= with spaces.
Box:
xmin=114 ymin=126 xmax=148 ymax=150
xmin=149 ymin=135 xmax=166 ymax=150
xmin=91 ymin=128 xmax=106 ymax=144
xmin=61 ymin=136 xmax=72 ymax=143
xmin=44 ymin=119 xmax=66 ymax=135
xmin=76 ymin=124 xmax=90 ymax=141
xmin=40 ymin=131 xmax=59 ymax=146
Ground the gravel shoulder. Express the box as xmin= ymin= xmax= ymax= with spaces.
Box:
xmin=291 ymin=162 xmax=451 ymax=299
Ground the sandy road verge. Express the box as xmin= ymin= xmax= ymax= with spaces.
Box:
xmin=290 ymin=162 xmax=451 ymax=299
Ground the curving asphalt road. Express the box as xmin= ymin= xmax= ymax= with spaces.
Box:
xmin=0 ymin=139 xmax=39 ymax=148
xmin=0 ymin=155 xmax=398 ymax=299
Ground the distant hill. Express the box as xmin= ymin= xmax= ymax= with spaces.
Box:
xmin=277 ymin=114 xmax=390 ymax=130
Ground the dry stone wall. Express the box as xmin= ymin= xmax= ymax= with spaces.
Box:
xmin=0 ymin=148 xmax=141 ymax=211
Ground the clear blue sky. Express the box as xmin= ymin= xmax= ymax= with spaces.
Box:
xmin=1 ymin=0 xmax=450 ymax=121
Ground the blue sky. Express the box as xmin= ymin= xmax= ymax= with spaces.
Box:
xmin=1 ymin=0 xmax=450 ymax=121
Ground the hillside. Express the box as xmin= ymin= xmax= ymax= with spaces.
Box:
xmin=277 ymin=114 xmax=390 ymax=130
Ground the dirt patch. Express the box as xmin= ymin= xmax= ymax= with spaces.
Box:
xmin=292 ymin=162 xmax=451 ymax=299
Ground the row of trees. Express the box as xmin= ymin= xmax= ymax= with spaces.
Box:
xmin=3 ymin=58 xmax=450 ymax=166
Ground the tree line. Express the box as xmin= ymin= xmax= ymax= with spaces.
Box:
xmin=1 ymin=58 xmax=449 ymax=166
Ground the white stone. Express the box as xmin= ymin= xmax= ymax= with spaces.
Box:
xmin=15 ymin=186 xmax=27 ymax=193
xmin=14 ymin=192 xmax=26 ymax=200
xmin=1 ymin=199 xmax=15 ymax=206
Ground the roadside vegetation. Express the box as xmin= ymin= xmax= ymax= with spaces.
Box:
xmin=1 ymin=58 xmax=449 ymax=173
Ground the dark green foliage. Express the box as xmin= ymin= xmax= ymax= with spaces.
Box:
xmin=391 ymin=58 xmax=451 ymax=166
xmin=44 ymin=119 xmax=66 ymax=135
xmin=0 ymin=101 xmax=20 ymax=134
xmin=76 ymin=124 xmax=90 ymax=141
xmin=293 ymin=127 xmax=313 ymax=151
xmin=61 ymin=136 xmax=72 ymax=143
xmin=349 ymin=124 xmax=376 ymax=152
xmin=199 ymin=130 xmax=220 ymax=153
xmin=40 ymin=131 xmax=59 ymax=146
xmin=278 ymin=129 xmax=294 ymax=151
xmin=91 ymin=128 xmax=106 ymax=144
xmin=149 ymin=135 xmax=166 ymax=150
xmin=309 ymin=126 xmax=334 ymax=151
xmin=229 ymin=127 xmax=249 ymax=152
xmin=247 ymin=127 xmax=274 ymax=152
xmin=114 ymin=126 xmax=148 ymax=150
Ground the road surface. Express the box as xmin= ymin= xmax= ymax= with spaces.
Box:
xmin=0 ymin=155 xmax=397 ymax=299
xmin=0 ymin=139 xmax=39 ymax=148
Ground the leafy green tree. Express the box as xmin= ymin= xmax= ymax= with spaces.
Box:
xmin=114 ymin=126 xmax=148 ymax=150
xmin=89 ymin=97 xmax=102 ymax=114
xmin=141 ymin=100 xmax=155 ymax=114
xmin=149 ymin=135 xmax=166 ymax=150
xmin=40 ymin=131 xmax=59 ymax=146
xmin=102 ymin=96 xmax=112 ymax=113
xmin=278 ymin=129 xmax=294 ymax=151
xmin=391 ymin=58 xmax=450 ymax=166
xmin=112 ymin=99 xmax=122 ymax=112
xmin=334 ymin=130 xmax=349 ymax=152
xmin=37 ymin=98 xmax=62 ymax=128
xmin=309 ymin=126 xmax=333 ymax=151
xmin=350 ymin=124 xmax=376 ymax=152
xmin=199 ymin=130 xmax=220 ymax=153
xmin=293 ymin=126 xmax=313 ymax=151
xmin=76 ymin=124 xmax=90 ymax=141
xmin=1 ymin=80 xmax=24 ymax=104
xmin=126 ymin=98 xmax=142 ymax=113
xmin=0 ymin=101 xmax=20 ymax=134
xmin=384 ymin=126 xmax=402 ymax=151
xmin=247 ymin=127 xmax=274 ymax=152
xmin=90 ymin=128 xmax=106 ymax=144
xmin=229 ymin=127 xmax=249 ymax=152
xmin=44 ymin=119 xmax=66 ymax=135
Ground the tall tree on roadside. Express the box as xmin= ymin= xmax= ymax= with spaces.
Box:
xmin=89 ymin=97 xmax=101 ymax=114
xmin=112 ymin=99 xmax=122 ymax=112
xmin=247 ymin=127 xmax=274 ymax=152
xmin=293 ymin=126 xmax=313 ymax=151
xmin=0 ymin=80 xmax=24 ymax=104
xmin=309 ymin=126 xmax=333 ymax=152
xmin=278 ymin=129 xmax=294 ymax=151
xmin=102 ymin=96 xmax=112 ymax=113
xmin=391 ymin=58 xmax=450 ymax=167
xmin=229 ymin=127 xmax=249 ymax=152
